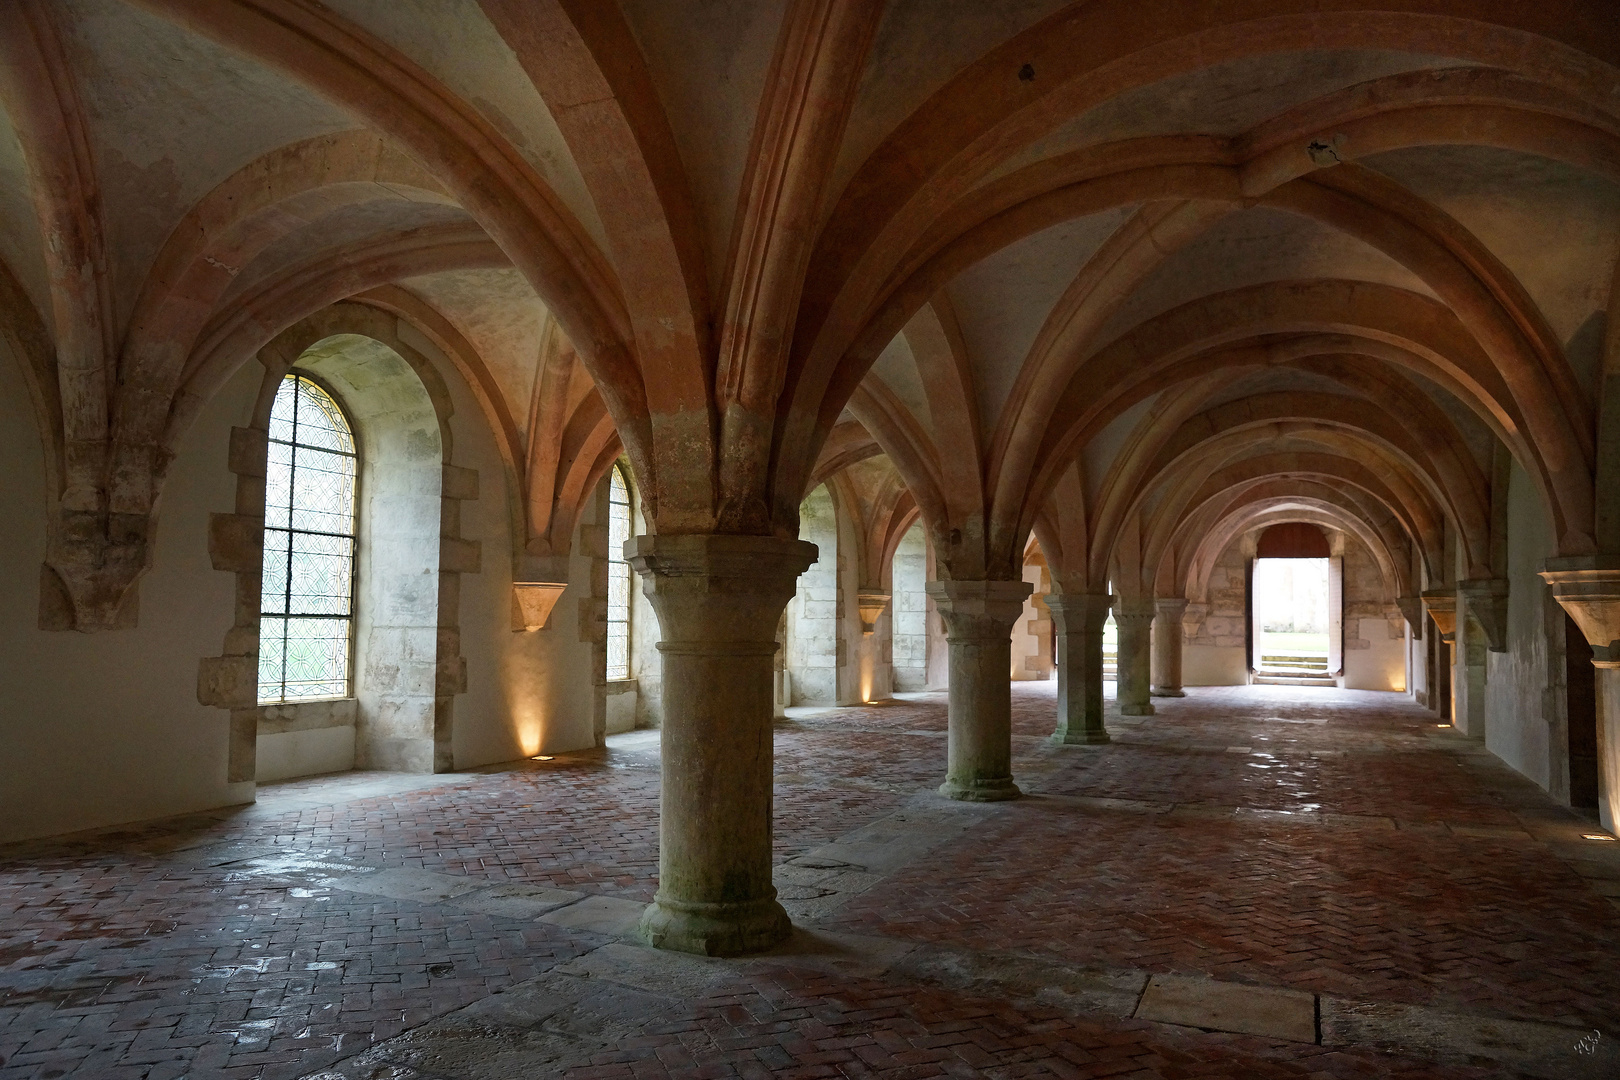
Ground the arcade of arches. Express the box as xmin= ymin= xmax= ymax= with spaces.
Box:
xmin=3 ymin=2 xmax=1620 ymax=1076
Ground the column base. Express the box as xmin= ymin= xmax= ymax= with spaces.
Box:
xmin=637 ymin=894 xmax=791 ymax=957
xmin=1051 ymin=728 xmax=1110 ymax=745
xmin=1120 ymin=702 xmax=1156 ymax=716
xmin=938 ymin=776 xmax=1022 ymax=802
xmin=1151 ymin=688 xmax=1186 ymax=698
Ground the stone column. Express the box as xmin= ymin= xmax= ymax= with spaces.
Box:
xmin=926 ymin=579 xmax=1032 ymax=801
xmin=1151 ymin=597 xmax=1189 ymax=698
xmin=1115 ymin=596 xmax=1156 ymax=716
xmin=1542 ymin=559 xmax=1620 ymax=833
xmin=626 ymin=534 xmax=817 ymax=955
xmin=1047 ymin=592 xmax=1113 ymax=745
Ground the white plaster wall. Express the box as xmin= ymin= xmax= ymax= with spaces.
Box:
xmin=0 ymin=351 xmax=257 ymax=843
xmin=1343 ymin=617 xmax=1405 ymax=690
xmin=483 ymin=502 xmax=596 ymax=757
xmin=1484 ymin=460 xmax=1557 ymax=791
xmin=403 ymin=327 xmax=599 ymax=764
xmin=605 ymin=686 xmax=637 ymax=734
xmin=256 ymin=726 xmax=355 ymax=781
xmin=1184 ymin=645 xmax=1248 ymax=686
xmin=254 ymin=699 xmax=357 ymax=782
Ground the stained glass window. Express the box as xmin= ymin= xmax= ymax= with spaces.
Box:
xmin=259 ymin=374 xmax=357 ymax=704
xmin=606 ymin=463 xmax=632 ymax=681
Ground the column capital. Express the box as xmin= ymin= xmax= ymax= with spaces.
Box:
xmin=1541 ymin=557 xmax=1620 ymax=665
xmin=1154 ymin=596 xmax=1190 ymax=617
xmin=1420 ymin=588 xmax=1458 ymax=643
xmin=926 ymin=579 xmax=1031 ymax=640
xmin=1114 ymin=594 xmax=1156 ymax=621
xmin=627 ymin=534 xmax=817 ymax=642
xmin=1046 ymin=591 xmax=1114 ymax=633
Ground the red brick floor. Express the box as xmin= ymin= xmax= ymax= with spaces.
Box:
xmin=0 ymin=683 xmax=1614 ymax=1078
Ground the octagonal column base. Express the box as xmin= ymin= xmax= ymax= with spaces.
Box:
xmin=637 ymin=894 xmax=791 ymax=957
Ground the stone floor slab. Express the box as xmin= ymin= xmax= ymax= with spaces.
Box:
xmin=537 ymin=894 xmax=646 ymax=938
xmin=1322 ymin=997 xmax=1620 ymax=1079
xmin=1134 ymin=973 xmax=1317 ymax=1042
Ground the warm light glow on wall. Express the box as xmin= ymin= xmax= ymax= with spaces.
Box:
xmin=518 ymin=708 xmax=543 ymax=757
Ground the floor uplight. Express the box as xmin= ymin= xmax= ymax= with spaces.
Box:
xmin=532 ymin=755 xmax=554 ymax=761
xmin=1582 ymin=833 xmax=1616 ymax=842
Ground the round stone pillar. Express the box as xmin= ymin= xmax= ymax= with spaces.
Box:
xmin=1047 ymin=592 xmax=1113 ymax=745
xmin=925 ymin=579 xmax=1032 ymax=801
xmin=1114 ymin=597 xmax=1156 ymax=716
xmin=1542 ymin=559 xmax=1620 ymax=834
xmin=1151 ymin=597 xmax=1189 ymax=698
xmin=626 ymin=534 xmax=818 ymax=955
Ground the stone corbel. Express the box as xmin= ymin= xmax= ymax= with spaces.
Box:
xmin=38 ymin=510 xmax=151 ymax=631
xmin=856 ymin=591 xmax=891 ymax=635
xmin=1395 ymin=596 xmax=1425 ymax=640
xmin=1457 ymin=578 xmax=1510 ymax=652
xmin=512 ymin=582 xmax=568 ymax=631
xmin=1540 ymin=558 xmax=1620 ymax=664
xmin=1420 ymin=589 xmax=1458 ymax=643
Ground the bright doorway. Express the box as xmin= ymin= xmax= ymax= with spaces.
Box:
xmin=1253 ymin=557 xmax=1330 ymax=675
xmin=1250 ymin=522 xmax=1341 ymax=681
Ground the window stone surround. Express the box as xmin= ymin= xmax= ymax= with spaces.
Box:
xmin=199 ymin=305 xmax=479 ymax=784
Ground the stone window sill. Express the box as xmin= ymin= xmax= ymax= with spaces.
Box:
xmin=257 ymin=697 xmax=357 ymax=735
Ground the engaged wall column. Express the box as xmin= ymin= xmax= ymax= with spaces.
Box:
xmin=1542 ymin=560 xmax=1620 ymax=833
xmin=627 ymin=534 xmax=817 ymax=956
xmin=926 ymin=579 xmax=1032 ymax=801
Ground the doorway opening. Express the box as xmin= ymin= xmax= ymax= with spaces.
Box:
xmin=1253 ymin=558 xmax=1329 ymax=674
xmin=1250 ymin=523 xmax=1340 ymax=683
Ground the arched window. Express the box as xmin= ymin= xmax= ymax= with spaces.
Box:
xmin=606 ymin=463 xmax=632 ymax=680
xmin=259 ymin=374 xmax=358 ymax=703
